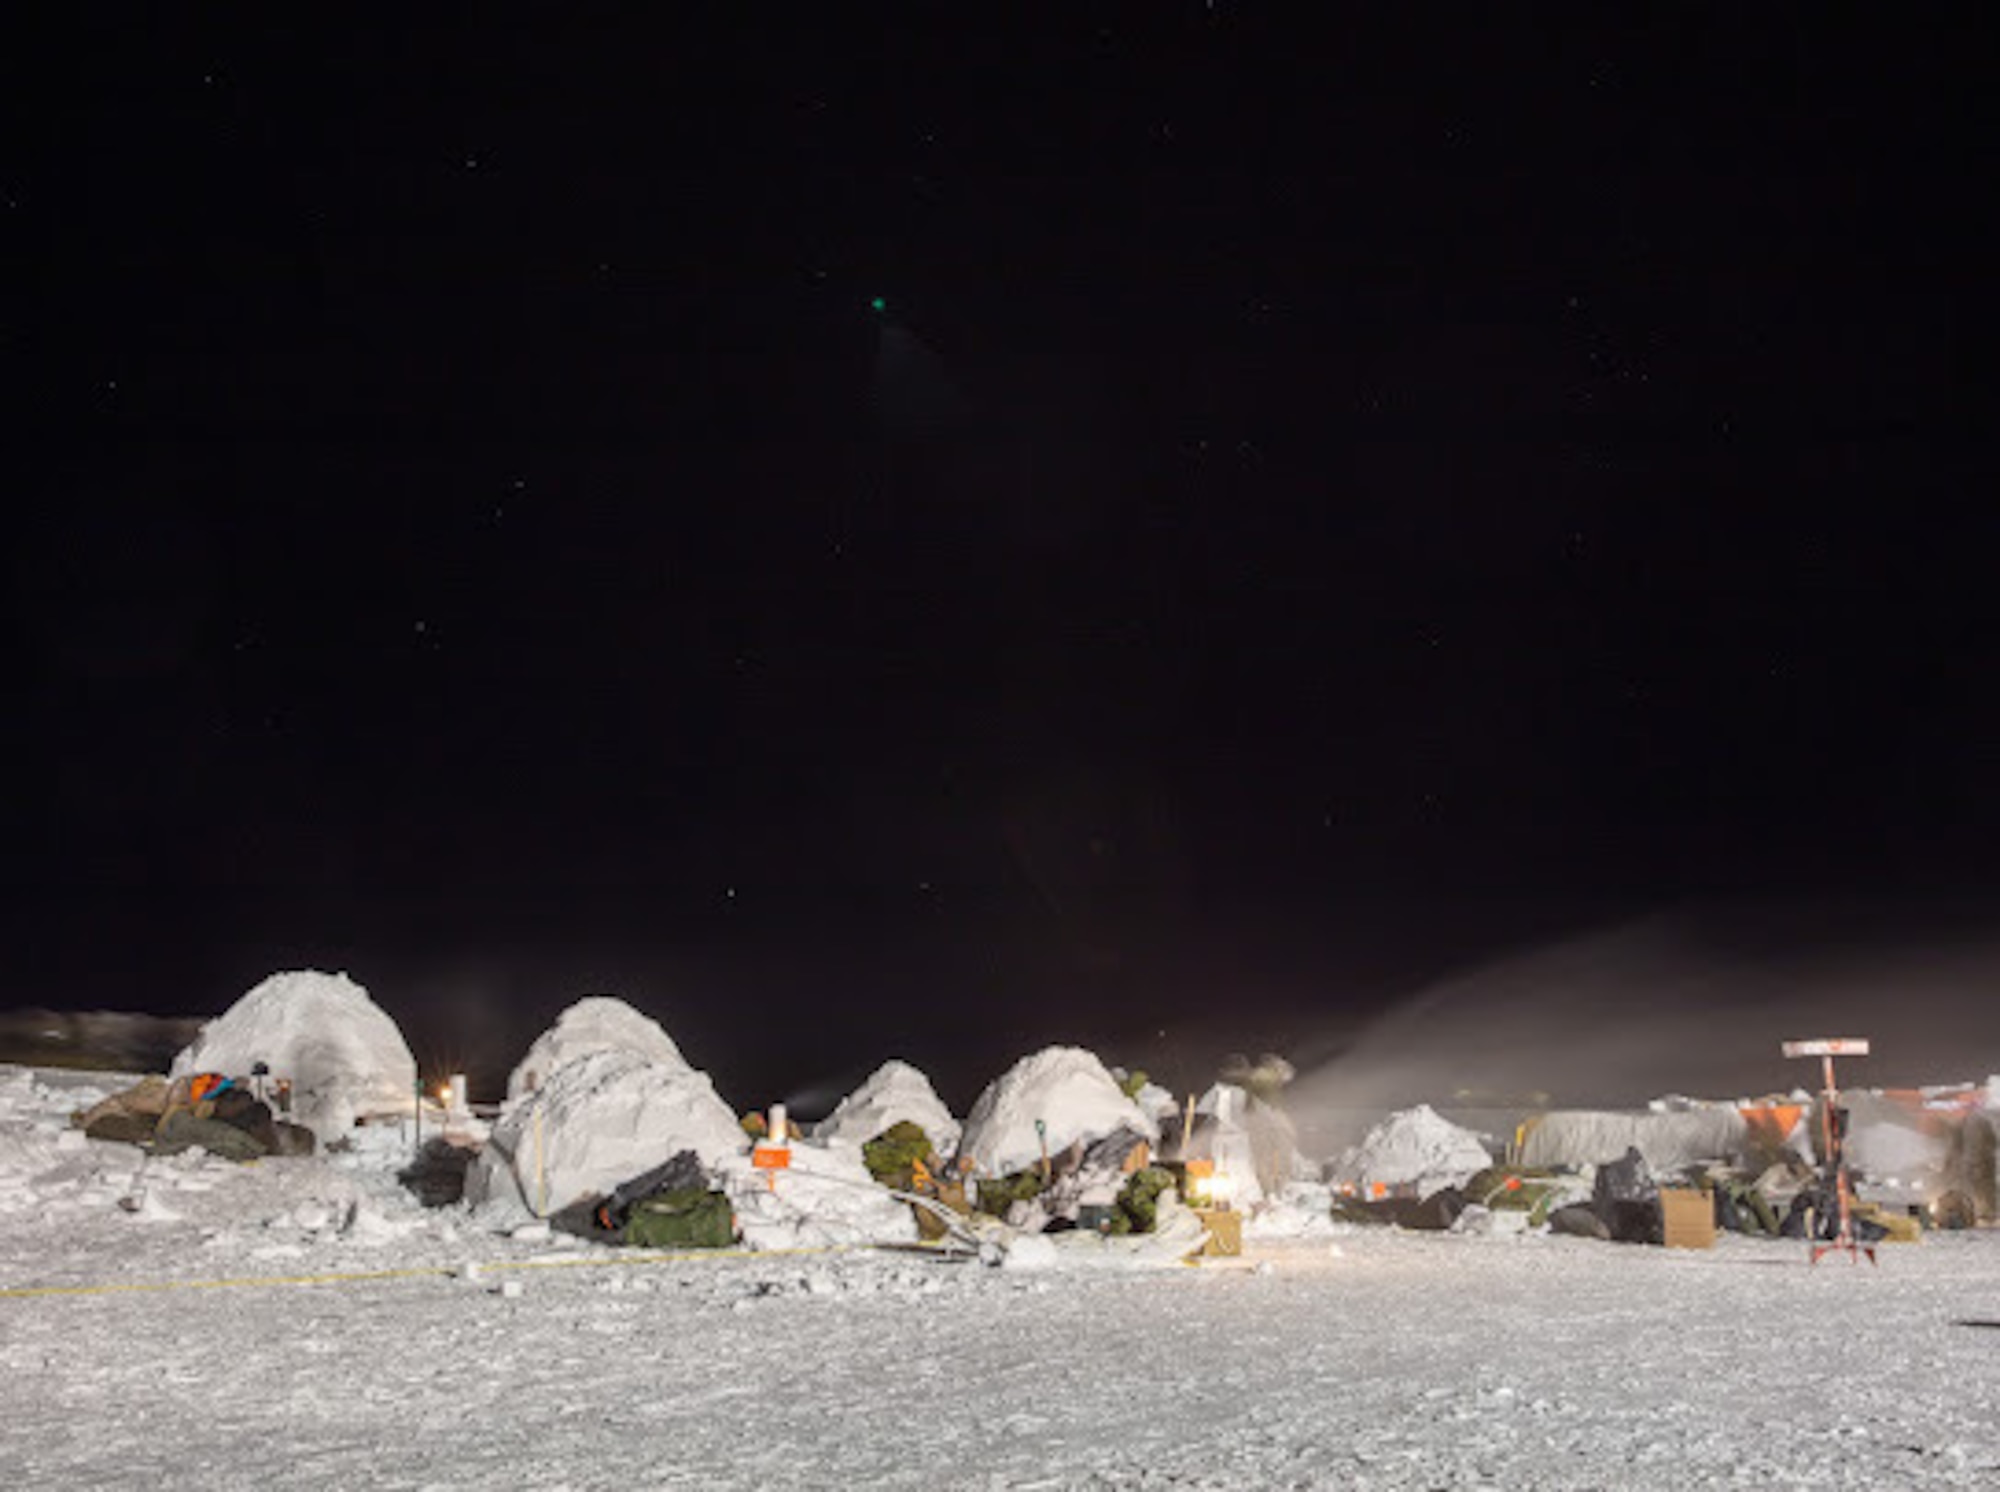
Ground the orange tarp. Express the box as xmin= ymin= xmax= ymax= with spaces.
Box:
xmin=1739 ymin=1104 xmax=1805 ymax=1146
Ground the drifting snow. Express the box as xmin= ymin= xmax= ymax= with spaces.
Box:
xmin=1519 ymin=1107 xmax=1749 ymax=1174
xmin=466 ymin=1048 xmax=744 ymax=1219
xmin=956 ymin=1045 xmax=1159 ymax=1177
xmin=811 ymin=1059 xmax=959 ymax=1154
xmin=1330 ymin=1103 xmax=1493 ymax=1198
xmin=171 ymin=971 xmax=415 ymax=1144
xmin=1843 ymin=1094 xmax=1949 ymax=1186
xmin=506 ymin=995 xmax=687 ymax=1101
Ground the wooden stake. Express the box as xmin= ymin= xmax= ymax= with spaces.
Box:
xmin=533 ymin=1103 xmax=548 ymax=1218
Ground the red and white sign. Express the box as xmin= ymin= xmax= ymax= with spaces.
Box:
xmin=1781 ymin=1038 xmax=1870 ymax=1058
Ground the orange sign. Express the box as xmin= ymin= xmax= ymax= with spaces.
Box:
xmin=751 ymin=1143 xmax=791 ymax=1191
xmin=1740 ymin=1103 xmax=1806 ymax=1146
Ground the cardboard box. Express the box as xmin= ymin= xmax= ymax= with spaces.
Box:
xmin=1852 ymin=1202 xmax=1922 ymax=1243
xmin=1194 ymin=1207 xmax=1243 ymax=1257
xmin=1659 ymin=1187 xmax=1716 ymax=1250
xmin=912 ymin=1181 xmax=969 ymax=1241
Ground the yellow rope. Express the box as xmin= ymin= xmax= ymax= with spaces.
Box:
xmin=0 ymin=1242 xmax=863 ymax=1301
xmin=0 ymin=1265 xmax=448 ymax=1299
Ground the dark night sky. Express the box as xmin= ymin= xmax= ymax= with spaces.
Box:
xmin=4 ymin=9 xmax=1990 ymax=1108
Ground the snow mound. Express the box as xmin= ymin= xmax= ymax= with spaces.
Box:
xmin=812 ymin=1060 xmax=960 ymax=1153
xmin=1518 ymin=1108 xmax=1748 ymax=1174
xmin=957 ymin=1046 xmax=1159 ymax=1178
xmin=467 ymin=1048 xmax=744 ymax=1219
xmin=1131 ymin=1080 xmax=1181 ymax=1130
xmin=172 ymin=971 xmax=415 ymax=1144
xmin=719 ymin=1139 xmax=919 ymax=1251
xmin=1246 ymin=1182 xmax=1341 ymax=1241
xmin=1002 ymin=1193 xmax=1207 ymax=1271
xmin=508 ymin=996 xmax=687 ymax=1101
xmin=1330 ymin=1103 xmax=1492 ymax=1199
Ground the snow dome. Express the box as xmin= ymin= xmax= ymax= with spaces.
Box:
xmin=1329 ymin=1103 xmax=1493 ymax=1200
xmin=506 ymin=995 xmax=687 ymax=1102
xmin=812 ymin=1059 xmax=960 ymax=1153
xmin=467 ymin=1047 xmax=744 ymax=1219
xmin=171 ymin=970 xmax=415 ymax=1144
xmin=957 ymin=1046 xmax=1158 ymax=1178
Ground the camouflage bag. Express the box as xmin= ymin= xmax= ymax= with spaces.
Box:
xmin=622 ymin=1187 xmax=735 ymax=1249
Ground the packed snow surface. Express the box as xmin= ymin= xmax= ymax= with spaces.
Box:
xmin=1330 ymin=1102 xmax=1494 ymax=1198
xmin=956 ymin=1045 xmax=1158 ymax=1177
xmin=810 ymin=1059 xmax=959 ymax=1154
xmin=507 ymin=995 xmax=688 ymax=1101
xmin=171 ymin=971 xmax=416 ymax=1144
xmin=467 ymin=1048 xmax=745 ymax=1218
xmin=3 ymin=1060 xmax=1997 ymax=1489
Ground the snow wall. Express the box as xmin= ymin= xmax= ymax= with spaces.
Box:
xmin=1518 ymin=1107 xmax=1749 ymax=1173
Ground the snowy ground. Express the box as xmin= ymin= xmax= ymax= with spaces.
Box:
xmin=5 ymin=1065 xmax=1997 ymax=1490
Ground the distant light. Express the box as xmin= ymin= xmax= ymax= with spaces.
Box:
xmin=870 ymin=296 xmax=887 ymax=313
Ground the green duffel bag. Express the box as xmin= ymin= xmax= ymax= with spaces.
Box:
xmin=622 ymin=1187 xmax=735 ymax=1249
